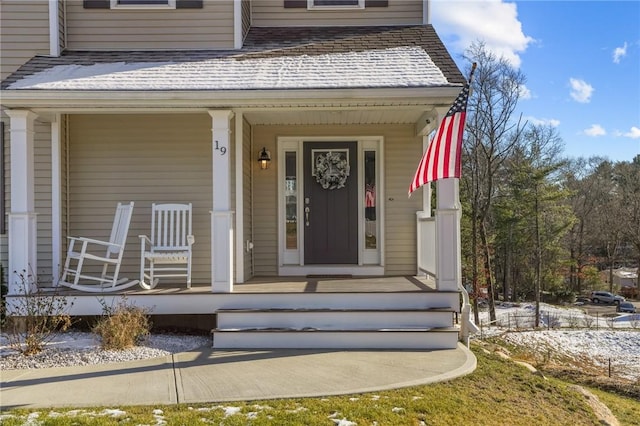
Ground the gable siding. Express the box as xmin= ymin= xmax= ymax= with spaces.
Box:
xmin=58 ymin=0 xmax=67 ymax=51
xmin=252 ymin=0 xmax=423 ymax=27
xmin=0 ymin=0 xmax=50 ymax=82
xmin=251 ymin=123 xmax=423 ymax=276
xmin=65 ymin=1 xmax=235 ymax=50
xmin=242 ymin=0 xmax=252 ymax=39
xmin=67 ymin=114 xmax=213 ymax=284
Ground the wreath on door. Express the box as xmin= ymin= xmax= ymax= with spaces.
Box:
xmin=314 ymin=151 xmax=350 ymax=190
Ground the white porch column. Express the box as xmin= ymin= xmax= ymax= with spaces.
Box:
xmin=51 ymin=115 xmax=62 ymax=285
xmin=234 ymin=111 xmax=245 ymax=283
xmin=435 ymin=107 xmax=462 ymax=291
xmin=435 ymin=178 xmax=461 ymax=292
xmin=6 ymin=110 xmax=38 ymax=294
xmin=209 ymin=110 xmax=234 ymax=293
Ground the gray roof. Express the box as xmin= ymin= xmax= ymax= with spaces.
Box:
xmin=2 ymin=25 xmax=465 ymax=92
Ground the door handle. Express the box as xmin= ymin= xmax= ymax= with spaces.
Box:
xmin=305 ymin=206 xmax=310 ymax=226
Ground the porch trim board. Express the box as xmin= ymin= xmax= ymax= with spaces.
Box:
xmin=54 ymin=289 xmax=460 ymax=315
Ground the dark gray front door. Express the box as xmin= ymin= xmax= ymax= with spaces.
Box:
xmin=304 ymin=142 xmax=358 ymax=264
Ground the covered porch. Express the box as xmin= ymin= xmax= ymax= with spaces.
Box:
xmin=5 ymin=103 xmax=463 ymax=295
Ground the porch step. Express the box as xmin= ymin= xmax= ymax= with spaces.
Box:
xmin=216 ymin=308 xmax=455 ymax=330
xmin=212 ymin=305 xmax=459 ymax=349
xmin=214 ymin=291 xmax=460 ymax=311
xmin=211 ymin=327 xmax=459 ymax=350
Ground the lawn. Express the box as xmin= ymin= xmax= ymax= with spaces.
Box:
xmin=3 ymin=344 xmax=637 ymax=425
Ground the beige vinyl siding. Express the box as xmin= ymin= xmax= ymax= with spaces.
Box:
xmin=34 ymin=121 xmax=54 ymax=283
xmin=252 ymin=124 xmax=423 ymax=276
xmin=0 ymin=0 xmax=50 ymax=81
xmin=65 ymin=1 xmax=235 ymax=50
xmin=252 ymin=0 xmax=423 ymax=27
xmin=67 ymin=114 xmax=213 ymax=284
xmin=0 ymin=0 xmax=50 ymax=274
xmin=58 ymin=0 xmax=67 ymax=51
xmin=382 ymin=125 xmax=423 ymax=275
xmin=242 ymin=117 xmax=253 ymax=280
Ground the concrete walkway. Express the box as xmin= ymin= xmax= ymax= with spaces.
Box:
xmin=1 ymin=344 xmax=476 ymax=410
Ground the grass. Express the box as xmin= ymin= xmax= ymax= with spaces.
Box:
xmin=3 ymin=344 xmax=635 ymax=425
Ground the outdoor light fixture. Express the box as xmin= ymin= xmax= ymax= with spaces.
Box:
xmin=258 ymin=147 xmax=271 ymax=170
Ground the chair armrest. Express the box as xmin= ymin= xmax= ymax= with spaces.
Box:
xmin=187 ymin=235 xmax=195 ymax=245
xmin=138 ymin=235 xmax=152 ymax=245
xmin=68 ymin=236 xmax=121 ymax=249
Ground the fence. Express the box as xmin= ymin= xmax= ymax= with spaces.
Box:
xmin=478 ymin=310 xmax=640 ymax=337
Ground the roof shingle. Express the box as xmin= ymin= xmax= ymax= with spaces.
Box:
xmin=1 ymin=25 xmax=464 ymax=91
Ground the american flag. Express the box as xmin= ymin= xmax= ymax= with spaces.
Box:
xmin=408 ymin=64 xmax=476 ymax=196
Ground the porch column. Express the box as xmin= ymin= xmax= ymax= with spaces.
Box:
xmin=435 ymin=178 xmax=461 ymax=292
xmin=6 ymin=110 xmax=38 ymax=294
xmin=209 ymin=110 xmax=234 ymax=293
xmin=431 ymin=105 xmax=461 ymax=292
xmin=51 ymin=115 xmax=62 ymax=285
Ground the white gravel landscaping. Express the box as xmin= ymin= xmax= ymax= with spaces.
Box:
xmin=0 ymin=332 xmax=211 ymax=370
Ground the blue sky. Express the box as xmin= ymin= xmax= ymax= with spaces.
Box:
xmin=431 ymin=0 xmax=640 ymax=163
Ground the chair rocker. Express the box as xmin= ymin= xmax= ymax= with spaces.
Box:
xmin=139 ymin=203 xmax=195 ymax=290
xmin=60 ymin=201 xmax=139 ymax=292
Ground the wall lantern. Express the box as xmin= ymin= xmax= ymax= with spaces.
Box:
xmin=258 ymin=147 xmax=271 ymax=170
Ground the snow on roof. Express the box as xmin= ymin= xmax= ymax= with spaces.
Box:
xmin=8 ymin=46 xmax=451 ymax=91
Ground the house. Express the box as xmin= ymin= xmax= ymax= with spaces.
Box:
xmin=601 ymin=268 xmax=638 ymax=298
xmin=1 ymin=0 xmax=474 ymax=349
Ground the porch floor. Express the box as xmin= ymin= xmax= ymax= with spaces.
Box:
xmin=54 ymin=275 xmax=438 ymax=295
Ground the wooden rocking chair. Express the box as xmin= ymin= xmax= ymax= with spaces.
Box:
xmin=139 ymin=203 xmax=195 ymax=289
xmin=60 ymin=201 xmax=139 ymax=292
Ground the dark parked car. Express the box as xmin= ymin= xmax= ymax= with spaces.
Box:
xmin=617 ymin=301 xmax=637 ymax=313
xmin=590 ymin=291 xmax=625 ymax=305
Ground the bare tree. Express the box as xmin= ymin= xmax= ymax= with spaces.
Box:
xmin=461 ymin=42 xmax=527 ymax=323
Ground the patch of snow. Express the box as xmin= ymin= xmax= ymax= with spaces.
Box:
xmin=222 ymin=406 xmax=241 ymax=417
xmin=9 ymin=47 xmax=450 ymax=91
xmin=331 ymin=418 xmax=357 ymax=426
xmin=498 ymin=330 xmax=640 ymax=381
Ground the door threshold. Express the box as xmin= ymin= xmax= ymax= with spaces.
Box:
xmin=279 ymin=265 xmax=384 ymax=276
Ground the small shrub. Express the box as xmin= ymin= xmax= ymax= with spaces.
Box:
xmin=93 ymin=297 xmax=151 ymax=350
xmin=5 ymin=270 xmax=73 ymax=355
xmin=566 ymin=314 xmax=580 ymax=329
xmin=0 ymin=264 xmax=7 ymax=329
xmin=581 ymin=314 xmax=595 ymax=329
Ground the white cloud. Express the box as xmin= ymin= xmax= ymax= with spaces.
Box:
xmin=430 ymin=0 xmax=534 ymax=68
xmin=613 ymin=42 xmax=628 ymax=63
xmin=569 ymin=78 xmax=594 ymax=103
xmin=525 ymin=116 xmax=560 ymax=127
xmin=583 ymin=124 xmax=606 ymax=137
xmin=623 ymin=126 xmax=640 ymax=139
xmin=518 ymin=84 xmax=532 ymax=100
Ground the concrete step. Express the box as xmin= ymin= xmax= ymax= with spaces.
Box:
xmin=216 ymin=308 xmax=455 ymax=329
xmin=211 ymin=327 xmax=460 ymax=349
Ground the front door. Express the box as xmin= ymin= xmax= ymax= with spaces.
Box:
xmin=303 ymin=142 xmax=358 ymax=264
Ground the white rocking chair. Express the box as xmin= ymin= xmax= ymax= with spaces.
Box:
xmin=139 ymin=203 xmax=195 ymax=289
xmin=60 ymin=201 xmax=139 ymax=292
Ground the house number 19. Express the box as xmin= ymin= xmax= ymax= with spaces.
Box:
xmin=214 ymin=140 xmax=227 ymax=155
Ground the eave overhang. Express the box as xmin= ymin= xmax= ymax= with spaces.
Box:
xmin=0 ymin=86 xmax=462 ymax=112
